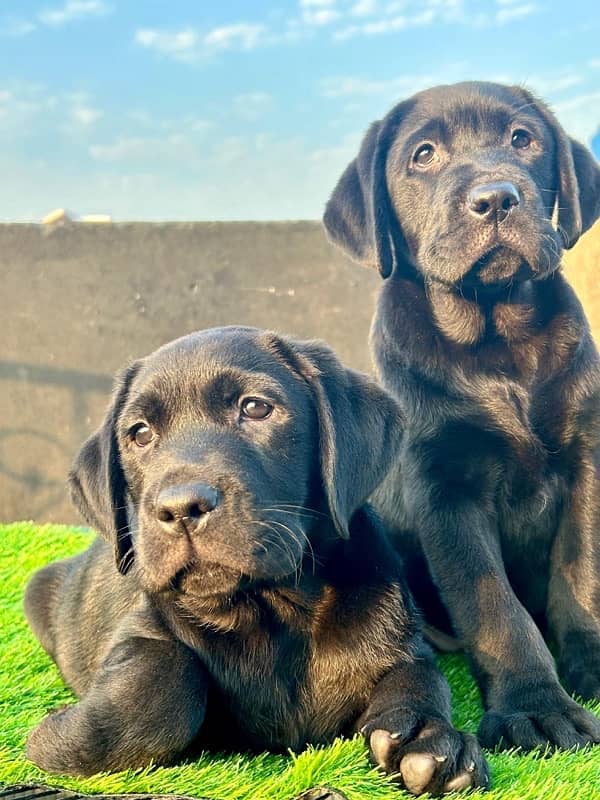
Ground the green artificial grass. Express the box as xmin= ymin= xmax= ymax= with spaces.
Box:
xmin=1 ymin=522 xmax=599 ymax=800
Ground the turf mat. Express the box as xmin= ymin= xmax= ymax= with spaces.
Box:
xmin=2 ymin=522 xmax=599 ymax=799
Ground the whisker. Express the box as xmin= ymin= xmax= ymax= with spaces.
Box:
xmin=117 ymin=546 xmax=135 ymax=572
xmin=264 ymin=503 xmax=332 ymax=521
xmin=252 ymin=520 xmax=302 ymax=584
xmin=267 ymin=517 xmax=321 ymax=576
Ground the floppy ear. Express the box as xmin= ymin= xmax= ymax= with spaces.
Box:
xmin=264 ymin=333 xmax=404 ymax=537
xmin=68 ymin=362 xmax=141 ymax=574
xmin=567 ymin=138 xmax=600 ymax=245
xmin=550 ymin=128 xmax=600 ymax=249
xmin=323 ymin=102 xmax=411 ymax=279
xmin=517 ymin=87 xmax=600 ymax=248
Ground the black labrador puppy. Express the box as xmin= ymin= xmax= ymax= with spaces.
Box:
xmin=323 ymin=81 xmax=600 ymax=753
xmin=24 ymin=327 xmax=488 ymax=795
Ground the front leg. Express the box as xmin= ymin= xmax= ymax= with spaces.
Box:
xmin=404 ymin=450 xmax=600 ymax=752
xmin=548 ymin=455 xmax=600 ymax=702
xmin=358 ymin=647 xmax=489 ymax=796
xmin=27 ymin=613 xmax=208 ymax=776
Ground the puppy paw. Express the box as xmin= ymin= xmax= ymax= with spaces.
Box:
xmin=361 ymin=708 xmax=490 ymax=795
xmin=292 ymin=788 xmax=349 ymax=800
xmin=478 ymin=696 xmax=600 ymax=752
xmin=26 ymin=707 xmax=101 ymax=776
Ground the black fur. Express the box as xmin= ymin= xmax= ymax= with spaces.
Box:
xmin=324 ymin=81 xmax=600 ymax=753
xmin=24 ymin=326 xmax=488 ymax=795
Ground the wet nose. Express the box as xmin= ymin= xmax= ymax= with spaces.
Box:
xmin=467 ymin=181 xmax=520 ymax=223
xmin=156 ymin=482 xmax=219 ymax=533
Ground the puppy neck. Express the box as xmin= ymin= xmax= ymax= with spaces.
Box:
xmin=427 ymin=283 xmax=484 ymax=345
xmin=427 ymin=280 xmax=537 ymax=346
xmin=162 ymin=565 xmax=327 ymax=636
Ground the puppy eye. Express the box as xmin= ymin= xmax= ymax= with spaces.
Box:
xmin=130 ymin=423 xmax=154 ymax=447
xmin=511 ymin=129 xmax=532 ymax=149
xmin=240 ymin=397 xmax=273 ymax=421
xmin=413 ymin=143 xmax=438 ymax=168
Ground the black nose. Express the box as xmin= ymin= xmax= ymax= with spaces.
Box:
xmin=156 ymin=482 xmax=219 ymax=533
xmin=468 ymin=181 xmax=520 ymax=223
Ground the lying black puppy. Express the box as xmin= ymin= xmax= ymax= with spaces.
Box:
xmin=323 ymin=81 xmax=600 ymax=753
xmin=24 ymin=327 xmax=488 ymax=795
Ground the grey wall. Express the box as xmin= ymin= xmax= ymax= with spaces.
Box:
xmin=1 ymin=222 xmax=379 ymax=524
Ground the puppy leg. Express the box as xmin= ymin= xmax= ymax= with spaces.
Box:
xmin=24 ymin=561 xmax=69 ymax=659
xmin=401 ymin=454 xmax=600 ymax=752
xmin=358 ymin=647 xmax=489 ymax=796
xmin=26 ymin=631 xmax=208 ymax=776
xmin=548 ymin=479 xmax=600 ymax=702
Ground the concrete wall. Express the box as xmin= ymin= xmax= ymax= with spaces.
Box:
xmin=2 ymin=220 xmax=598 ymax=524
xmin=1 ymin=222 xmax=379 ymax=524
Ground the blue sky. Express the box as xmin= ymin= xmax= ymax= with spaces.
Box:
xmin=1 ymin=0 xmax=599 ymax=221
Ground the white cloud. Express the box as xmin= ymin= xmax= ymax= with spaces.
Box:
xmin=39 ymin=0 xmax=111 ymax=27
xmin=495 ymin=3 xmax=538 ymax=23
xmin=325 ymin=0 xmax=540 ymax=39
xmin=135 ymin=23 xmax=267 ymax=62
xmin=135 ymin=29 xmax=198 ymax=57
xmin=523 ymin=73 xmax=584 ymax=96
xmin=302 ymin=8 xmax=341 ymax=24
xmin=320 ymin=69 xmax=465 ymax=99
xmin=89 ymin=135 xmax=189 ymax=163
xmin=300 ymin=0 xmax=338 ymax=7
xmin=320 ymin=76 xmax=392 ymax=97
xmin=204 ymin=23 xmax=266 ymax=50
xmin=130 ymin=1 xmax=545 ymax=58
xmin=0 ymin=18 xmax=36 ymax=37
xmin=3 ymin=0 xmax=111 ymax=35
xmin=351 ymin=0 xmax=379 ymax=15
xmin=0 ymin=83 xmax=51 ymax=130
xmin=233 ymin=92 xmax=273 ymax=121
xmin=552 ymin=92 xmax=600 ymax=143
xmin=334 ymin=8 xmax=436 ymax=39
xmin=299 ymin=0 xmax=340 ymax=25
xmin=0 ymin=82 xmax=107 ymax=140
xmin=189 ymin=119 xmax=214 ymax=133
xmin=72 ymin=106 xmax=103 ymax=126
xmin=17 ymin=122 xmax=361 ymax=222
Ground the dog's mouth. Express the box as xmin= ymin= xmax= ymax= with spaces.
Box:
xmin=462 ymin=246 xmax=532 ymax=289
xmin=168 ymin=556 xmax=302 ymax=601
xmin=154 ymin=520 xmax=307 ymax=598
xmin=168 ymin=559 xmax=248 ymax=597
xmin=136 ymin=502 xmax=311 ymax=597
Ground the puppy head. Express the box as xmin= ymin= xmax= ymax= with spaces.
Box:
xmin=69 ymin=327 xmax=403 ymax=598
xmin=324 ymin=81 xmax=600 ymax=289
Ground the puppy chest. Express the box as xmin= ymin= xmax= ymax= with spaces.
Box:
xmin=301 ymin=586 xmax=413 ymax=740
xmin=200 ymin=627 xmax=312 ymax=747
xmin=194 ymin=589 xmax=404 ymax=749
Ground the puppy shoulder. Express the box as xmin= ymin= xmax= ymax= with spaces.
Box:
xmin=344 ymin=504 xmax=404 ymax=576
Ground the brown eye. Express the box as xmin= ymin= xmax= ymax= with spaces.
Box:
xmin=240 ymin=397 xmax=273 ymax=420
xmin=413 ymin=143 xmax=437 ymax=168
xmin=130 ymin=423 xmax=154 ymax=447
xmin=511 ymin=129 xmax=532 ymax=149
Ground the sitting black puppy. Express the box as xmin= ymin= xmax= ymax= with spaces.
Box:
xmin=24 ymin=326 xmax=488 ymax=795
xmin=322 ymin=81 xmax=600 ymax=754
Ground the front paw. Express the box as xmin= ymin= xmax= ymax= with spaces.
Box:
xmin=361 ymin=707 xmax=489 ymax=796
xmin=27 ymin=707 xmax=103 ymax=776
xmin=478 ymin=690 xmax=600 ymax=752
